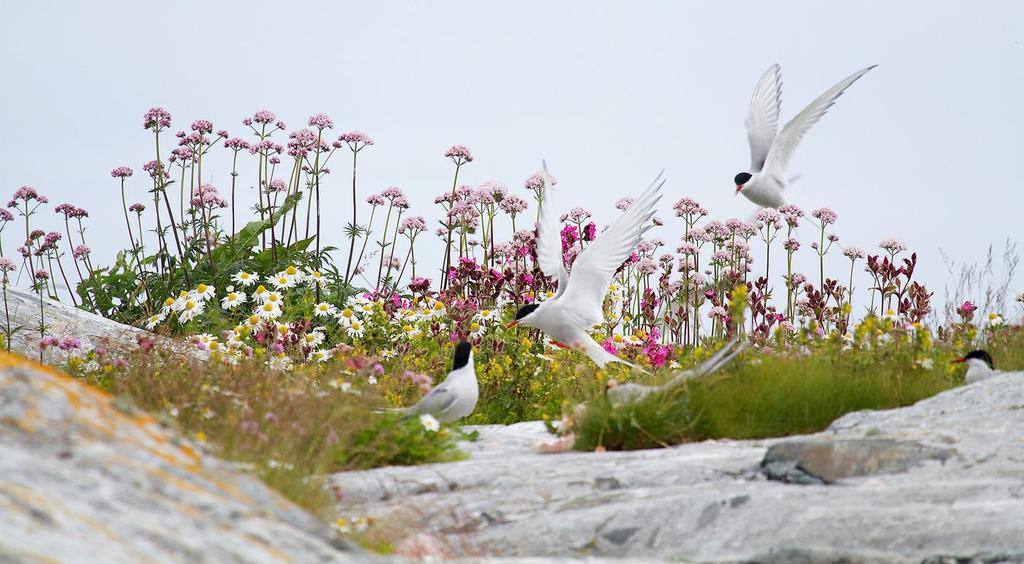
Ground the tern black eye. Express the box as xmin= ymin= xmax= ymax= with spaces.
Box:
xmin=514 ymin=303 xmax=539 ymax=321
xmin=734 ymin=172 xmax=752 ymax=186
xmin=452 ymin=341 xmax=472 ymax=370
xmin=964 ymin=349 xmax=994 ymax=369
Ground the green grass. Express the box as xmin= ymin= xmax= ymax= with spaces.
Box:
xmin=573 ymin=326 xmax=1024 ymax=451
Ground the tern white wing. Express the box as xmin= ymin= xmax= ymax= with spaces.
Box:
xmin=746 ymin=64 xmax=783 ymax=173
xmin=558 ymin=172 xmax=664 ymax=329
xmin=762 ymin=65 xmax=876 ymax=181
xmin=534 ymin=163 xmax=570 ymax=298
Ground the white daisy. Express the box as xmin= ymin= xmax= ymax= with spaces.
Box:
xmin=245 ymin=314 xmax=262 ymax=328
xmin=303 ymin=331 xmax=326 ymax=348
xmin=358 ymin=302 xmax=375 ymax=316
xmin=430 ymin=301 xmax=447 ymax=318
xmin=192 ymin=283 xmax=216 ymax=301
xmin=256 ymin=302 xmax=282 ymax=321
xmin=283 ymin=264 xmax=305 ymax=283
xmin=264 ymin=291 xmax=283 ymax=307
xmin=314 ymin=302 xmax=338 ymax=317
xmin=195 ymin=333 xmax=215 ymax=345
xmin=419 ymin=413 xmax=440 ymax=432
xmin=469 ymin=321 xmax=486 ymax=339
xmin=232 ymin=271 xmax=257 ymax=286
xmin=474 ymin=308 xmax=497 ymax=324
xmin=305 ymin=269 xmax=326 ymax=288
xmin=221 ymin=291 xmax=247 ymax=310
xmin=400 ymin=324 xmax=419 ymax=340
xmin=160 ymin=296 xmax=178 ymax=315
xmin=311 ymin=349 xmax=330 ymax=363
xmin=380 ymin=348 xmax=397 ymax=359
xmin=275 ymin=323 xmax=292 ymax=338
xmin=270 ymin=272 xmax=297 ymax=290
xmin=145 ymin=313 xmax=166 ymax=330
xmin=346 ymin=319 xmax=365 ymax=339
xmin=178 ymin=299 xmax=205 ymax=323
xmin=251 ymin=285 xmax=270 ymax=303
xmin=336 ymin=307 xmax=358 ymax=326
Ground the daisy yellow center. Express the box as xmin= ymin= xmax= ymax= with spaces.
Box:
xmin=228 ymin=293 xmax=237 ymax=300
xmin=470 ymin=322 xmax=480 ymax=331
xmin=317 ymin=304 xmax=328 ymax=311
xmin=268 ymin=294 xmax=279 ymax=303
xmin=164 ymin=298 xmax=175 ymax=307
xmin=613 ymin=335 xmax=623 ymax=343
xmin=989 ymin=312 xmax=998 ymax=320
xmin=248 ymin=315 xmax=259 ymax=324
xmin=263 ymin=304 xmax=274 ymax=312
xmin=341 ymin=309 xmax=353 ymax=318
xmin=434 ymin=303 xmax=444 ymax=311
xmin=255 ymin=285 xmax=266 ymax=294
xmin=286 ymin=265 xmax=298 ymax=275
xmin=403 ymin=324 xmax=413 ymax=332
xmin=277 ymin=277 xmax=288 ymax=284
xmin=185 ymin=301 xmax=196 ymax=310
xmin=196 ymin=284 xmax=207 ymax=293
xmin=351 ymin=321 xmax=361 ymax=330
xmin=310 ymin=271 xmax=321 ymax=278
xmin=209 ymin=342 xmax=220 ymax=350
xmin=240 ymin=272 xmax=251 ymax=279
xmin=481 ymin=310 xmax=491 ymax=317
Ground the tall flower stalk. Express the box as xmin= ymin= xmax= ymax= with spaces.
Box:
xmin=338 ymin=131 xmax=374 ymax=286
xmin=441 ymin=145 xmax=472 ymax=290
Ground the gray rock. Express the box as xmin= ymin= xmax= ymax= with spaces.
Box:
xmin=0 ymin=354 xmax=369 ymax=563
xmin=761 ymin=438 xmax=955 ymax=484
xmin=333 ymin=372 xmax=1024 ymax=561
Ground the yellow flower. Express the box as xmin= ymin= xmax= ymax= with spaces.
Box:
xmin=195 ymin=432 xmax=207 ymax=442
xmin=286 ymin=265 xmax=299 ymax=276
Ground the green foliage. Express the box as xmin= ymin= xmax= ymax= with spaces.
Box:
xmin=334 ymin=413 xmax=463 ymax=470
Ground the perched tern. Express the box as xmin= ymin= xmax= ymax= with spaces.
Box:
xmin=403 ymin=342 xmax=478 ymax=422
xmin=507 ymin=166 xmax=664 ymax=369
xmin=734 ymin=64 xmax=876 ymax=208
xmin=952 ymin=350 xmax=999 ymax=384
xmin=606 ymin=337 xmax=747 ymax=403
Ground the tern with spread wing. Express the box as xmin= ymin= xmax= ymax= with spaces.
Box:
xmin=403 ymin=342 xmax=478 ymax=422
xmin=606 ymin=337 xmax=747 ymax=403
xmin=734 ymin=64 xmax=876 ymax=208
xmin=506 ymin=167 xmax=664 ymax=369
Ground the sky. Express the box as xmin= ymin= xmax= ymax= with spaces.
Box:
xmin=1 ymin=1 xmax=1022 ymax=318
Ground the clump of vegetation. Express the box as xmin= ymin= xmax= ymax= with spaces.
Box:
xmin=79 ymin=346 xmax=462 ymax=518
xmin=573 ymin=323 xmax=1024 ymax=452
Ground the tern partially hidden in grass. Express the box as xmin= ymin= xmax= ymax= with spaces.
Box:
xmin=605 ymin=337 xmax=748 ymax=403
xmin=953 ymin=350 xmax=1000 ymax=385
xmin=402 ymin=342 xmax=478 ymax=423
xmin=506 ymin=165 xmax=664 ymax=369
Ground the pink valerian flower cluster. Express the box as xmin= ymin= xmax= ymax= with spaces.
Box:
xmin=811 ymin=207 xmax=838 ymax=225
xmin=672 ymin=197 xmax=708 ymax=218
xmin=191 ymin=119 xmax=214 ymax=134
xmin=308 ymin=113 xmax=334 ymax=130
xmin=401 ymin=370 xmax=434 ymax=394
xmin=143 ymin=107 xmax=172 ymax=130
xmin=498 ymin=195 xmax=528 ymax=215
xmin=33 ymin=269 xmax=49 ymax=281
xmin=843 ymin=246 xmax=865 ymax=260
xmin=142 ymin=160 xmax=168 ymax=179
xmin=382 ymin=186 xmax=406 ymax=200
xmin=338 ymin=131 xmax=374 ymax=148
xmin=615 ymin=197 xmax=634 ymax=211
xmin=33 ymin=232 xmax=62 ymax=255
xmin=7 ymin=186 xmax=48 ymax=208
xmin=445 ymin=144 xmax=473 ymax=164
xmin=249 ymin=139 xmax=284 ymax=156
xmin=249 ymin=110 xmax=276 ymax=125
xmin=128 ymin=203 xmax=146 ymax=213
xmin=224 ymin=137 xmax=251 ymax=151
xmin=266 ymin=179 xmax=288 ymax=193
xmin=778 ymin=204 xmax=804 ymax=228
xmin=365 ymin=194 xmax=386 ymax=206
xmin=39 ymin=335 xmax=82 ymax=352
xmin=560 ymin=207 xmax=591 ymax=224
xmin=879 ymin=239 xmax=907 ymax=255
xmin=524 ymin=170 xmax=557 ymax=193
xmin=399 ymin=216 xmax=428 ymax=235
xmin=191 ymin=184 xmax=228 ymax=208
xmin=0 ymin=257 xmax=15 ymax=272
xmin=0 ymin=209 xmax=12 ymax=223
xmin=755 ymin=207 xmax=782 ymax=228
xmin=110 ymin=166 xmax=134 ymax=179
xmin=72 ymin=245 xmax=91 ymax=259
xmin=54 ymin=204 xmax=88 ymax=219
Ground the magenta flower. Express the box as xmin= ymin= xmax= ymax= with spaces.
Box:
xmin=191 ymin=119 xmax=214 ymax=134
xmin=72 ymin=245 xmax=91 ymax=259
xmin=251 ymin=110 xmax=276 ymax=125
xmin=0 ymin=258 xmax=15 ymax=272
xmin=127 ymin=203 xmax=145 ymax=214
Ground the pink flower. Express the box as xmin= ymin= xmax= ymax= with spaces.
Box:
xmin=672 ymin=197 xmax=708 ymax=218
xmin=110 ymin=166 xmax=134 ymax=179
xmin=308 ymin=113 xmax=334 ymax=129
xmin=143 ymin=107 xmax=172 ymax=130
xmin=524 ymin=171 xmax=556 ymax=191
xmin=615 ymin=197 xmax=634 ymax=211
xmin=499 ymin=195 xmax=528 ymax=215
xmin=34 ymin=270 xmax=49 ymax=281
xmin=366 ymin=194 xmax=386 ymax=206
xmin=267 ymin=178 xmax=288 ymax=193
xmin=783 ymin=237 xmax=800 ymax=252
xmin=879 ymin=239 xmax=906 ymax=254
xmin=251 ymin=110 xmax=277 ymax=125
xmin=779 ymin=204 xmax=804 ymax=227
xmin=191 ymin=119 xmax=214 ymax=134
xmin=755 ymin=207 xmax=782 ymax=228
xmin=224 ymin=137 xmax=251 ymax=151
xmin=382 ymin=186 xmax=406 ymax=200
xmin=444 ymin=144 xmax=473 ymax=164
xmin=0 ymin=209 xmax=11 ymax=222
xmin=0 ymin=258 xmax=15 ymax=272
xmin=128 ymin=203 xmax=146 ymax=213
xmin=811 ymin=207 xmax=838 ymax=225
xmin=72 ymin=245 xmax=91 ymax=259
xmin=399 ymin=216 xmax=427 ymax=235
xmin=338 ymin=130 xmax=374 ymax=147
xmin=7 ymin=186 xmax=47 ymax=207
xmin=843 ymin=246 xmax=865 ymax=260
xmin=142 ymin=160 xmax=168 ymax=179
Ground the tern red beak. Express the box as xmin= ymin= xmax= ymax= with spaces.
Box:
xmin=951 ymin=357 xmax=966 ymax=364
xmin=504 ymin=320 xmax=519 ymax=330
xmin=735 ymin=185 xmax=743 ymax=196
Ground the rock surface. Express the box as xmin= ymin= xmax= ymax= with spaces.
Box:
xmin=333 ymin=371 xmax=1024 ymax=562
xmin=0 ymin=286 xmax=187 ymax=359
xmin=0 ymin=352 xmax=369 ymax=563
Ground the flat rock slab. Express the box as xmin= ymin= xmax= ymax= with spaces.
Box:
xmin=0 ymin=352 xmax=369 ymax=563
xmin=333 ymin=372 xmax=1024 ymax=562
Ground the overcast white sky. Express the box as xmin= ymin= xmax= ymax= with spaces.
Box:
xmin=1 ymin=1 xmax=1022 ymax=316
